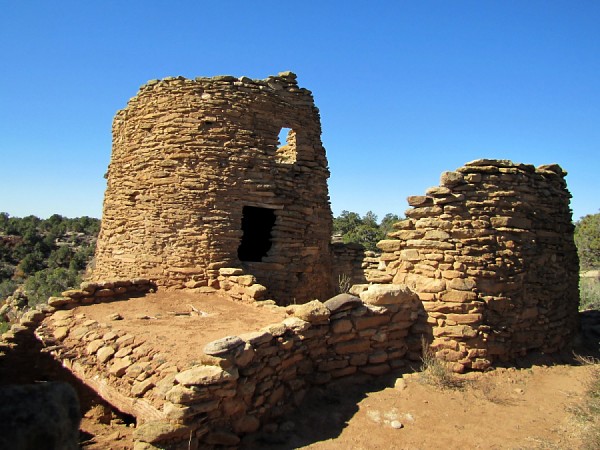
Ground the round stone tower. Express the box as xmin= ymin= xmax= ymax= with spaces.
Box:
xmin=93 ymin=72 xmax=334 ymax=304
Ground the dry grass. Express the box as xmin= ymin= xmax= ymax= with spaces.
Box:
xmin=337 ymin=274 xmax=351 ymax=294
xmin=569 ymin=356 xmax=600 ymax=449
xmin=418 ymin=339 xmax=465 ymax=390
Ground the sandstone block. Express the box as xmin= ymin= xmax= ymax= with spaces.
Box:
xmin=219 ymin=267 xmax=244 ymax=276
xmin=293 ymin=300 xmax=330 ymax=323
xmin=331 ymin=318 xmax=353 ymax=333
xmin=165 ymin=385 xmax=210 ymax=404
xmin=440 ymin=290 xmax=477 ymax=303
xmin=448 ymin=277 xmax=476 ymax=291
xmin=376 ymin=240 xmax=403 ymax=252
xmin=97 ymin=346 xmax=115 ymax=363
xmin=53 ymin=327 xmax=69 ymax=341
xmin=245 ymin=283 xmax=267 ymax=300
xmin=238 ymin=330 xmax=273 ymax=346
xmin=203 ymin=336 xmax=244 ymax=357
xmin=354 ymin=314 xmax=390 ymax=330
xmin=109 ymin=357 xmax=133 ymax=377
xmin=48 ymin=297 xmax=73 ymax=307
xmin=131 ymin=379 xmax=154 ymax=397
xmin=133 ymin=421 xmax=192 ymax=444
xmin=440 ymin=171 xmax=465 ymax=187
xmin=359 ymin=284 xmax=418 ymax=306
xmin=175 ymin=365 xmax=238 ymax=386
xmin=407 ymin=195 xmax=433 ymax=206
xmin=324 ymin=294 xmax=363 ymax=313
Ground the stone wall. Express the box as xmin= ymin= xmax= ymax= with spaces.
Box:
xmin=35 ymin=290 xmax=423 ymax=449
xmin=376 ymin=159 xmax=579 ymax=371
xmin=93 ymin=72 xmax=334 ymax=305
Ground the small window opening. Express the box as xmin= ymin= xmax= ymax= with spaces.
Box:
xmin=275 ymin=127 xmax=297 ymax=163
xmin=238 ymin=206 xmax=276 ymax=262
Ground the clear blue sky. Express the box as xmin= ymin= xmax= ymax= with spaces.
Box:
xmin=1 ymin=1 xmax=598 ymax=222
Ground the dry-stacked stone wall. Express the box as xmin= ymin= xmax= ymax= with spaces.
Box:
xmin=93 ymin=72 xmax=334 ymax=305
xmin=35 ymin=290 xmax=422 ymax=449
xmin=377 ymin=159 xmax=579 ymax=371
xmin=330 ymin=242 xmax=384 ymax=288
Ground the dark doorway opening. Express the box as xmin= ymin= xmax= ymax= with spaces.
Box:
xmin=238 ymin=206 xmax=276 ymax=262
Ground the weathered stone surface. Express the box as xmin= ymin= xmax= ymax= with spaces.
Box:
xmin=53 ymin=326 xmax=69 ymax=341
xmin=219 ymin=268 xmax=243 ymax=276
xmin=203 ymin=336 xmax=244 ymax=357
xmin=293 ymin=300 xmax=330 ymax=322
xmin=354 ymin=315 xmax=390 ymax=330
xmin=440 ymin=290 xmax=477 ymax=303
xmin=163 ymin=400 xmax=220 ymax=421
xmin=165 ymin=385 xmax=210 ymax=404
xmin=324 ymin=293 xmax=363 ymax=313
xmin=97 ymin=346 xmax=115 ymax=363
xmin=440 ymin=171 xmax=465 ymax=187
xmin=448 ymin=277 xmax=476 ymax=291
xmin=131 ymin=379 xmax=154 ymax=397
xmin=238 ymin=330 xmax=273 ymax=346
xmin=92 ymin=73 xmax=335 ymax=305
xmin=360 ymin=284 xmax=418 ymax=305
xmin=133 ymin=421 xmax=192 ymax=444
xmin=48 ymin=297 xmax=73 ymax=307
xmin=175 ymin=365 xmax=238 ymax=386
xmin=365 ymin=159 xmax=578 ymax=368
xmin=282 ymin=317 xmax=311 ymax=332
xmin=109 ymin=357 xmax=132 ymax=377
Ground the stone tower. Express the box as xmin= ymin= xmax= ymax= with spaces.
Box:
xmin=93 ymin=72 xmax=334 ymax=304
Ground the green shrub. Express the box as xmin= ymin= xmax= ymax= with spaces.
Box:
xmin=580 ymin=277 xmax=600 ymax=311
xmin=23 ymin=267 xmax=81 ymax=307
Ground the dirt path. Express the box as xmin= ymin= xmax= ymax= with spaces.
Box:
xmin=243 ymin=361 xmax=597 ymax=450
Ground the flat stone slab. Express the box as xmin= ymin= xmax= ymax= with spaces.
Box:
xmin=175 ymin=365 xmax=238 ymax=386
xmin=203 ymin=336 xmax=244 ymax=357
xmin=324 ymin=293 xmax=363 ymax=313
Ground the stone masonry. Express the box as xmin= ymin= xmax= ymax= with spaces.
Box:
xmin=33 ymin=288 xmax=422 ymax=449
xmin=93 ymin=72 xmax=334 ymax=305
xmin=376 ymin=159 xmax=579 ymax=372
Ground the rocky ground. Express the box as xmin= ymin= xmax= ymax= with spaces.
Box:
xmin=0 ymin=302 xmax=598 ymax=449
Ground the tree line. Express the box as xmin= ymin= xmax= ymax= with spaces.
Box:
xmin=0 ymin=213 xmax=100 ymax=306
xmin=333 ymin=210 xmax=401 ymax=252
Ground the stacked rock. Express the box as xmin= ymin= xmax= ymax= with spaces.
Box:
xmin=377 ymin=159 xmax=579 ymax=371
xmin=93 ymin=72 xmax=334 ymax=305
xmin=36 ymin=287 xmax=423 ymax=448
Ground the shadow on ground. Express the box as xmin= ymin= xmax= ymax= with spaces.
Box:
xmin=242 ymin=309 xmax=600 ymax=449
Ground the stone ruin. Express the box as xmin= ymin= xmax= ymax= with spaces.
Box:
xmin=92 ymin=72 xmax=333 ymax=305
xmin=369 ymin=159 xmax=580 ymax=371
xmin=0 ymin=73 xmax=581 ymax=448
